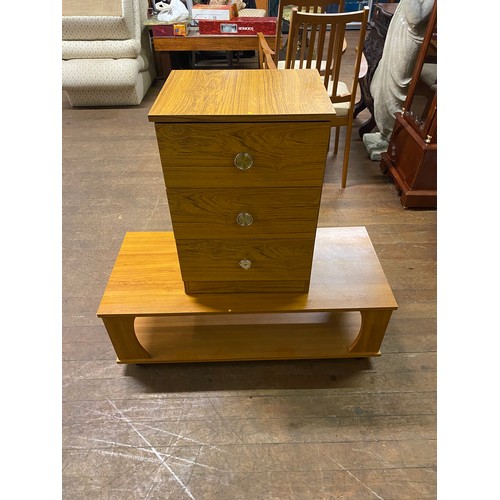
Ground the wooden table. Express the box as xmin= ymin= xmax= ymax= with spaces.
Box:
xmin=97 ymin=228 xmax=397 ymax=364
xmin=152 ymin=27 xmax=275 ymax=53
xmin=147 ymin=20 xmax=276 ymax=74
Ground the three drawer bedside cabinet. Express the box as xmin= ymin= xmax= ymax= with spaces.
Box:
xmin=97 ymin=69 xmax=398 ymax=364
xmin=148 ymin=69 xmax=335 ymax=294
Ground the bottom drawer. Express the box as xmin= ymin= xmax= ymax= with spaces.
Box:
xmin=175 ymin=238 xmax=315 ymax=284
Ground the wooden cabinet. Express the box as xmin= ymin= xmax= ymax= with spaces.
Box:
xmin=380 ymin=1 xmax=437 ymax=209
xmin=148 ymin=69 xmax=336 ymax=293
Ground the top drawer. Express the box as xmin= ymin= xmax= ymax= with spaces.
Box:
xmin=154 ymin=122 xmax=331 ymax=188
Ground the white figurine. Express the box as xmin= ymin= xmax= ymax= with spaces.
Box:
xmin=156 ymin=0 xmax=189 ymax=23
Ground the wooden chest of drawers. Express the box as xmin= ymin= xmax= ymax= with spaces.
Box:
xmin=148 ymin=69 xmax=335 ymax=293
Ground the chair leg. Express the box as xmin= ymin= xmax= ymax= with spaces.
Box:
xmin=334 ymin=127 xmax=340 ymax=154
xmin=341 ymin=121 xmax=353 ymax=188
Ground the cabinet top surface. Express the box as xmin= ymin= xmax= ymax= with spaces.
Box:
xmin=148 ymin=69 xmax=336 ymax=123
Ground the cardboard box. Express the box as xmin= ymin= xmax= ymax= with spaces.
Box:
xmin=152 ymin=22 xmax=190 ymax=37
xmin=192 ymin=4 xmax=237 ymax=21
xmin=198 ymin=17 xmax=277 ymax=36
xmin=173 ymin=23 xmax=189 ymax=36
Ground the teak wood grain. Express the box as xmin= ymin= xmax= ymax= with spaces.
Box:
xmin=148 ymin=69 xmax=336 ymax=123
xmin=149 ymin=69 xmax=335 ymax=293
xmin=153 ymin=33 xmax=276 ymax=52
xmin=133 ymin=312 xmax=363 ymax=363
xmin=167 ymin=187 xmax=321 ymax=239
xmin=97 ymin=227 xmax=397 ymax=317
xmin=96 ymin=228 xmax=397 ymax=363
xmin=154 ymin=122 xmax=330 ymax=188
xmin=175 ymin=237 xmax=315 ymax=281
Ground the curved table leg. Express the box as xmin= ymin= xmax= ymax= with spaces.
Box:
xmin=101 ymin=316 xmax=151 ymax=363
xmin=348 ymin=309 xmax=393 ymax=355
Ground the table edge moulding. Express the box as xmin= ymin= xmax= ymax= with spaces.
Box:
xmin=97 ymin=68 xmax=397 ymax=364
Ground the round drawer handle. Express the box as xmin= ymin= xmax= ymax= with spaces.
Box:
xmin=239 ymin=259 xmax=252 ymax=270
xmin=236 ymin=212 xmax=253 ymax=227
xmin=234 ymin=152 xmax=253 ymax=170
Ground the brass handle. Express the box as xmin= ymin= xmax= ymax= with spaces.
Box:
xmin=234 ymin=152 xmax=253 ymax=170
xmin=236 ymin=212 xmax=253 ymax=227
xmin=239 ymin=259 xmax=252 ymax=270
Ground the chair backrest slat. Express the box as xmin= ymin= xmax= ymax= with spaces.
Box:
xmin=275 ymin=0 xmax=345 ymax=63
xmin=285 ymin=7 xmax=369 ymax=109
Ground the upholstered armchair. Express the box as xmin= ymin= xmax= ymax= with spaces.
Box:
xmin=62 ymin=0 xmax=155 ymax=106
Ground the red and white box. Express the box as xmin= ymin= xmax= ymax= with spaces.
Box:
xmin=198 ymin=17 xmax=277 ymax=35
xmin=192 ymin=4 xmax=237 ymax=21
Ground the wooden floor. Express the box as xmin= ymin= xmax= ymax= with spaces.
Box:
xmin=62 ymin=41 xmax=436 ymax=499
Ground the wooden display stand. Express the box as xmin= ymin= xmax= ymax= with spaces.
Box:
xmin=97 ymin=227 xmax=397 ymax=364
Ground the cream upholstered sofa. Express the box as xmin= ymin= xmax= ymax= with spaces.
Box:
xmin=62 ymin=0 xmax=155 ymax=106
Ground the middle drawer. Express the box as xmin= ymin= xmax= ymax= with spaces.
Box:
xmin=168 ymin=187 xmax=322 ymax=239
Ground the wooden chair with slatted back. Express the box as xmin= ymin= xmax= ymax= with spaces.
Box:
xmin=274 ymin=0 xmax=345 ymax=66
xmin=285 ymin=6 xmax=369 ymax=187
xmin=257 ymin=32 xmax=277 ymax=69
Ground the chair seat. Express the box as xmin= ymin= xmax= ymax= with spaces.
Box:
xmin=62 ymin=54 xmax=155 ymax=106
xmin=62 ymin=55 xmax=149 ymax=88
xmin=328 ymin=80 xmax=350 ymax=117
xmin=62 ymin=38 xmax=142 ymax=59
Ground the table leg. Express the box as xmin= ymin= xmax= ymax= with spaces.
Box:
xmin=348 ymin=309 xmax=393 ymax=355
xmin=101 ymin=316 xmax=151 ymax=363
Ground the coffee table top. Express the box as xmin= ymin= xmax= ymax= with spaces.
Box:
xmin=97 ymin=227 xmax=398 ymax=317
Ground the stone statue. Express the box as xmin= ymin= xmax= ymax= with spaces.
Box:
xmin=363 ymin=0 xmax=434 ymax=161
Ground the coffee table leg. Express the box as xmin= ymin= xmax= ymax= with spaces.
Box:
xmin=348 ymin=309 xmax=393 ymax=355
xmin=101 ymin=316 xmax=151 ymax=363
